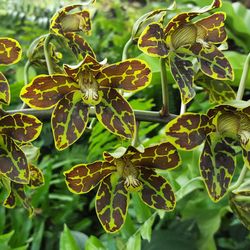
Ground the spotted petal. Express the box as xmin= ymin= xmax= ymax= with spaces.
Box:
xmin=132 ymin=142 xmax=180 ymax=170
xmin=0 ymin=38 xmax=22 ymax=65
xmin=27 ymin=164 xmax=44 ymax=188
xmin=164 ymin=0 xmax=222 ymax=35
xmin=50 ymin=5 xmax=91 ymax=35
xmin=64 ymin=161 xmax=115 ymax=194
xmin=169 ymin=53 xmax=195 ymax=104
xmin=165 ymin=113 xmax=212 ymax=150
xmin=97 ymin=59 xmax=152 ymax=91
xmin=63 ymin=33 xmax=95 ymax=58
xmin=51 ymin=90 xmax=89 ymax=150
xmin=138 ymin=168 xmax=175 ymax=210
xmin=195 ymin=12 xmax=227 ymax=43
xmin=138 ymin=22 xmax=169 ymax=58
xmin=20 ymin=74 xmax=79 ymax=109
xmin=189 ymin=44 xmax=234 ymax=80
xmin=0 ymin=134 xmax=28 ymax=184
xmin=0 ymin=72 xmax=10 ymax=105
xmin=95 ymin=88 xmax=136 ymax=139
xmin=96 ymin=173 xmax=129 ymax=233
xmin=200 ymin=133 xmax=236 ymax=202
xmin=0 ymin=113 xmax=42 ymax=142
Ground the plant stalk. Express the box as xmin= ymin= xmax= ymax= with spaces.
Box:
xmin=229 ymin=164 xmax=248 ymax=192
xmin=24 ymin=60 xmax=31 ymax=85
xmin=122 ymin=37 xmax=133 ymax=60
xmin=7 ymin=108 xmax=176 ymax=123
xmin=236 ymin=53 xmax=250 ymax=100
xmin=44 ymin=34 xmax=54 ymax=74
xmin=160 ymin=58 xmax=169 ymax=116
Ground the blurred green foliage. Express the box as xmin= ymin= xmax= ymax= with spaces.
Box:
xmin=0 ymin=0 xmax=250 ymax=249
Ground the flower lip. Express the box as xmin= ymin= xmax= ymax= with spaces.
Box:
xmin=78 ymin=69 xmax=102 ymax=105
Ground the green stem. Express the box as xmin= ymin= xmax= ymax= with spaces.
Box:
xmin=131 ymin=121 xmax=140 ymax=147
xmin=24 ymin=60 xmax=31 ymax=85
xmin=236 ymin=53 xmax=250 ymax=101
xmin=180 ymin=103 xmax=186 ymax=115
xmin=229 ymin=165 xmax=248 ymax=192
xmin=7 ymin=108 xmax=177 ymax=123
xmin=122 ymin=37 xmax=133 ymax=60
xmin=44 ymin=34 xmax=54 ymax=74
xmin=160 ymin=58 xmax=169 ymax=116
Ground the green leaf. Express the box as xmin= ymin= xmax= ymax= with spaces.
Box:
xmin=126 ymin=232 xmax=141 ymax=250
xmin=51 ymin=90 xmax=89 ymax=150
xmin=140 ymin=213 xmax=156 ymax=242
xmin=200 ymin=133 xmax=236 ymax=202
xmin=60 ymin=224 xmax=80 ymax=250
xmin=85 ymin=236 xmax=105 ymax=250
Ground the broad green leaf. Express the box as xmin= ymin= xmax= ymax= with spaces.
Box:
xmin=189 ymin=44 xmax=234 ymax=80
xmin=200 ymin=133 xmax=236 ymax=202
xmin=0 ymin=113 xmax=42 ymax=143
xmin=132 ymin=142 xmax=181 ymax=170
xmin=20 ymin=74 xmax=79 ymax=109
xmin=126 ymin=232 xmax=141 ymax=250
xmin=169 ymin=53 xmax=195 ymax=104
xmin=97 ymin=59 xmax=152 ymax=91
xmin=138 ymin=22 xmax=169 ymax=58
xmin=0 ymin=37 xmax=22 ymax=65
xmin=27 ymin=164 xmax=44 ymax=189
xmin=195 ymin=12 xmax=226 ymax=43
xmin=164 ymin=0 xmax=222 ymax=35
xmin=96 ymin=173 xmax=129 ymax=233
xmin=165 ymin=113 xmax=212 ymax=150
xmin=196 ymin=77 xmax=236 ymax=104
xmin=95 ymin=88 xmax=136 ymax=139
xmin=140 ymin=213 xmax=156 ymax=242
xmin=0 ymin=134 xmax=28 ymax=184
xmin=64 ymin=161 xmax=115 ymax=194
xmin=60 ymin=224 xmax=80 ymax=250
xmin=51 ymin=90 xmax=89 ymax=150
xmin=85 ymin=236 xmax=105 ymax=250
xmin=138 ymin=168 xmax=175 ymax=210
xmin=50 ymin=5 xmax=91 ymax=35
xmin=0 ymin=231 xmax=14 ymax=249
xmin=0 ymin=72 xmax=10 ymax=105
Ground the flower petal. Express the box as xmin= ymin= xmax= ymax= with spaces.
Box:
xmin=165 ymin=113 xmax=212 ymax=150
xmin=0 ymin=134 xmax=29 ymax=184
xmin=51 ymin=90 xmax=89 ymax=150
xmin=138 ymin=22 xmax=169 ymax=58
xmin=20 ymin=74 xmax=79 ymax=109
xmin=169 ymin=53 xmax=195 ymax=104
xmin=27 ymin=164 xmax=44 ymax=188
xmin=0 ymin=113 xmax=42 ymax=143
xmin=97 ymin=59 xmax=152 ymax=91
xmin=138 ymin=168 xmax=175 ymax=210
xmin=96 ymin=173 xmax=129 ymax=233
xmin=0 ymin=72 xmax=10 ymax=105
xmin=95 ymin=88 xmax=136 ymax=139
xmin=0 ymin=37 xmax=22 ymax=65
xmin=190 ymin=44 xmax=234 ymax=80
xmin=64 ymin=161 xmax=115 ymax=194
xmin=195 ymin=12 xmax=227 ymax=43
xmin=164 ymin=0 xmax=222 ymax=35
xmin=132 ymin=142 xmax=180 ymax=170
xmin=200 ymin=133 xmax=236 ymax=202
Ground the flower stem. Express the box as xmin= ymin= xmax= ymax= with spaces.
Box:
xmin=7 ymin=108 xmax=177 ymax=123
xmin=122 ymin=37 xmax=133 ymax=60
xmin=44 ymin=33 xmax=54 ymax=74
xmin=131 ymin=121 xmax=140 ymax=147
xmin=229 ymin=165 xmax=248 ymax=192
xmin=180 ymin=103 xmax=186 ymax=115
xmin=21 ymin=60 xmax=31 ymax=109
xmin=236 ymin=53 xmax=250 ymax=101
xmin=160 ymin=58 xmax=169 ymax=116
